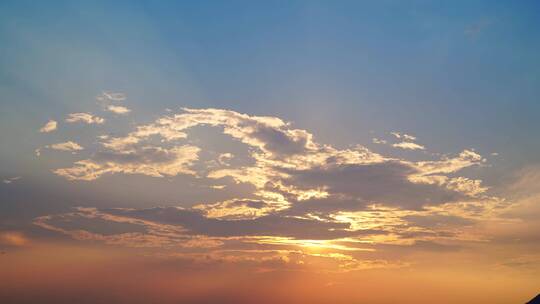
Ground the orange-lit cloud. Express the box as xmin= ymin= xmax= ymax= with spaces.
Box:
xmin=0 ymin=231 xmax=29 ymax=246
xmin=39 ymin=119 xmax=57 ymax=133
xmin=26 ymin=105 xmax=540 ymax=304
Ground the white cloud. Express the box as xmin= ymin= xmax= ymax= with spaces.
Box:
xmin=391 ymin=132 xmax=416 ymax=141
xmin=33 ymin=106 xmax=524 ymax=279
xmin=51 ymin=108 xmax=489 ymax=215
xmin=402 ymin=134 xmax=416 ymax=141
xmin=48 ymin=141 xmax=84 ymax=152
xmin=54 ymin=145 xmax=200 ymax=181
xmin=106 ymin=105 xmax=131 ymax=115
xmin=39 ymin=120 xmax=57 ymax=133
xmin=2 ymin=176 xmax=21 ymax=184
xmin=218 ymin=153 xmax=233 ymax=165
xmin=66 ymin=113 xmax=105 ymax=124
xmin=392 ymin=141 xmax=425 ymax=150
xmin=96 ymin=91 xmax=126 ymax=102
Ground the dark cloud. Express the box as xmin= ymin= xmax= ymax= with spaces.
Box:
xmin=104 ymin=207 xmax=383 ymax=240
xmin=49 ymin=217 xmax=147 ymax=236
xmin=227 ymin=200 xmax=268 ymax=209
xmin=284 ymin=195 xmax=369 ymax=215
xmin=251 ymin=125 xmax=308 ymax=156
xmin=282 ymin=162 xmax=466 ymax=210
xmin=402 ymin=214 xmax=475 ymax=229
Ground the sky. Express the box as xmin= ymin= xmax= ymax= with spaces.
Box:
xmin=1 ymin=1 xmax=540 ymax=303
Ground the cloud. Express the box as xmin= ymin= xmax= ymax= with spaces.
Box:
xmin=391 ymin=132 xmax=416 ymax=140
xmin=47 ymin=141 xmax=84 ymax=152
xmin=0 ymin=231 xmax=28 ymax=246
xmin=106 ymin=105 xmax=131 ymax=115
xmin=38 ymin=107 xmax=512 ymax=264
xmin=35 ymin=206 xmax=383 ymax=250
xmin=389 ymin=132 xmax=423 ymax=150
xmin=392 ymin=142 xmax=425 ymax=150
xmin=217 ymin=153 xmax=234 ymax=165
xmin=66 ymin=113 xmax=105 ymax=124
xmin=102 ymin=207 xmax=381 ymax=240
xmin=39 ymin=120 xmax=57 ymax=133
xmin=54 ymin=145 xmax=200 ymax=181
xmin=280 ymin=159 xmax=473 ymax=211
xmin=51 ymin=108 xmax=488 ymax=211
xmin=97 ymin=91 xmax=127 ymax=101
xmin=2 ymin=176 xmax=21 ymax=184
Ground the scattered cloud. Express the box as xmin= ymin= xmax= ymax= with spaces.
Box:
xmin=391 ymin=132 xmax=417 ymax=141
xmin=2 ymin=176 xmax=21 ymax=184
xmin=33 ymin=106 xmax=515 ymax=276
xmin=96 ymin=91 xmax=127 ymax=102
xmin=392 ymin=141 xmax=425 ymax=150
xmin=39 ymin=120 xmax=57 ymax=133
xmin=54 ymin=145 xmax=200 ymax=181
xmin=66 ymin=113 xmax=105 ymax=124
xmin=106 ymin=105 xmax=131 ymax=115
xmin=402 ymin=134 xmax=416 ymax=141
xmin=47 ymin=141 xmax=84 ymax=152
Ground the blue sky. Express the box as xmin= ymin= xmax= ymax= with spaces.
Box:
xmin=1 ymin=0 xmax=539 ymax=212
xmin=2 ymin=1 xmax=540 ymax=177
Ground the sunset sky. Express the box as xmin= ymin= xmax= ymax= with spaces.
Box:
xmin=1 ymin=1 xmax=540 ymax=303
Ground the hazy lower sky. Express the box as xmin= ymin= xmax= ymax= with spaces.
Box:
xmin=1 ymin=1 xmax=539 ymax=303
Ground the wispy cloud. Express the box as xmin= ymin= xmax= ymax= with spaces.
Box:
xmin=391 ymin=132 xmax=416 ymax=141
xmin=66 ymin=113 xmax=105 ymax=124
xmin=96 ymin=91 xmax=127 ymax=102
xmin=392 ymin=141 xmax=425 ymax=150
xmin=2 ymin=176 xmax=21 ymax=184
